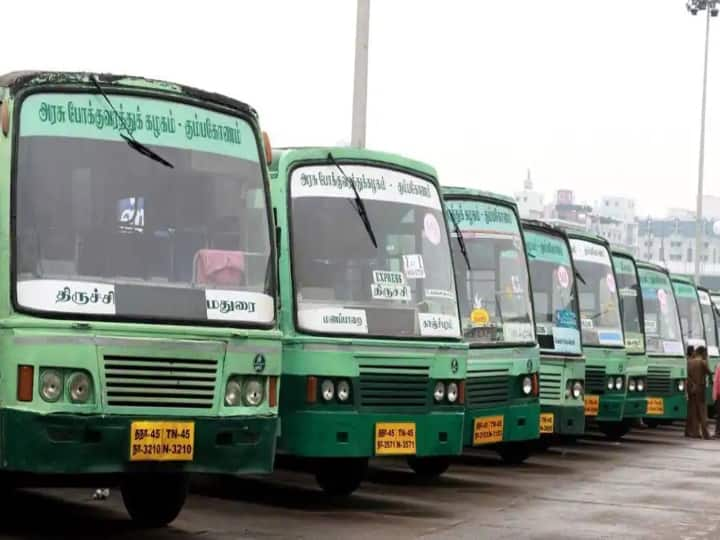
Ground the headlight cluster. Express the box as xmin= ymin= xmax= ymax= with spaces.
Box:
xmin=627 ymin=377 xmax=646 ymax=392
xmin=565 ymin=380 xmax=584 ymax=399
xmin=312 ymin=378 xmax=353 ymax=404
xmin=39 ymin=368 xmax=93 ymax=404
xmin=606 ymin=376 xmax=624 ymax=391
xmin=225 ymin=376 xmax=267 ymax=407
xmin=677 ymin=379 xmax=686 ymax=392
xmin=433 ymin=381 xmax=462 ymax=404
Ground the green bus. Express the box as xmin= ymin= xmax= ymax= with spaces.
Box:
xmin=442 ymin=189 xmax=540 ymax=464
xmin=697 ymin=286 xmax=719 ymax=413
xmin=638 ymin=263 xmax=686 ymax=424
xmin=270 ymin=147 xmax=467 ymax=495
xmin=522 ymin=220 xmax=585 ymax=440
xmin=612 ymin=247 xmax=647 ymax=432
xmin=563 ymin=229 xmax=628 ymax=433
xmin=0 ymin=71 xmax=281 ymax=525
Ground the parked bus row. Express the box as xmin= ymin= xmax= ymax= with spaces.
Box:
xmin=0 ymin=71 xmax=717 ymax=528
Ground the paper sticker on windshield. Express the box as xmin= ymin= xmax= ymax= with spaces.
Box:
xmin=644 ymin=318 xmax=657 ymax=334
xmin=657 ymin=289 xmax=669 ymax=312
xmin=598 ymin=330 xmax=623 ymax=346
xmin=709 ymin=346 xmax=719 ymax=356
xmin=620 ymin=287 xmax=637 ymax=297
xmin=418 ymin=313 xmax=460 ymax=337
xmin=403 ymin=254 xmax=426 ymax=279
xmin=17 ymin=279 xmax=116 ymax=315
xmin=552 ymin=327 xmax=581 ymax=353
xmin=205 ymin=290 xmax=274 ymax=323
xmin=298 ymin=307 xmax=368 ymax=334
xmin=426 ymin=289 xmax=456 ymax=300
xmin=536 ymin=324 xmax=550 ymax=335
xmin=373 ymin=270 xmax=405 ymax=285
xmin=699 ymin=291 xmax=712 ymax=305
xmin=663 ymin=340 xmax=684 ymax=355
xmin=503 ymin=322 xmax=534 ymax=342
xmin=555 ymin=309 xmax=578 ymax=329
xmin=606 ymin=274 xmax=616 ymax=293
xmin=423 ymin=213 xmax=441 ymax=246
xmin=581 ymin=318 xmax=594 ymax=329
xmin=625 ymin=332 xmax=644 ymax=352
xmin=557 ymin=266 xmax=570 ymax=289
xmin=511 ymin=275 xmax=523 ymax=294
xmin=371 ymin=283 xmax=412 ymax=301
xmin=471 ymin=308 xmax=491 ymax=327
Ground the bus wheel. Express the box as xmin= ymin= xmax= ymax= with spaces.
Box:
xmin=497 ymin=442 xmax=531 ymax=465
xmin=315 ymin=458 xmax=367 ymax=497
xmin=597 ymin=421 xmax=631 ymax=441
xmin=644 ymin=419 xmax=660 ymax=428
xmin=121 ymin=473 xmax=188 ymax=527
xmin=406 ymin=456 xmax=450 ymax=479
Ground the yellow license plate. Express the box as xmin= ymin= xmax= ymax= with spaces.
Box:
xmin=130 ymin=421 xmax=195 ymax=462
xmin=375 ymin=422 xmax=416 ymax=455
xmin=539 ymin=413 xmax=555 ymax=434
xmin=473 ymin=415 xmax=504 ymax=445
xmin=584 ymin=395 xmax=599 ymax=416
xmin=647 ymin=397 xmax=664 ymax=415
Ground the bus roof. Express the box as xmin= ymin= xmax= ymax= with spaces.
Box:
xmin=553 ymin=224 xmax=609 ymax=247
xmin=441 ymin=186 xmax=516 ymax=206
xmin=670 ymin=274 xmax=696 ymax=287
xmin=610 ymin=245 xmax=636 ymax=260
xmin=520 ymin=218 xmax=569 ymax=239
xmin=269 ymin=146 xmax=438 ymax=183
xmin=636 ymin=260 xmax=670 ymax=275
xmin=0 ymin=70 xmax=254 ymax=116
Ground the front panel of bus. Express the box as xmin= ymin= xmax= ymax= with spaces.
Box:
xmin=524 ymin=227 xmax=585 ymax=436
xmin=639 ymin=268 xmax=686 ymax=420
xmin=2 ymin=84 xmax=280 ymax=477
xmin=275 ymin=156 xmax=466 ymax=461
xmin=445 ymin=197 xmax=540 ymax=449
xmin=569 ymin=238 xmax=627 ymax=422
xmin=612 ymin=254 xmax=647 ymax=419
xmin=697 ymin=288 xmax=718 ymax=407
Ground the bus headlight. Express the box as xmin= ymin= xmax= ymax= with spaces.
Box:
xmin=337 ymin=380 xmax=351 ymax=402
xmin=68 ymin=371 xmax=91 ymax=403
xmin=243 ymin=378 xmax=265 ymax=406
xmin=522 ymin=376 xmax=533 ymax=395
xmin=615 ymin=377 xmax=624 ymax=390
xmin=628 ymin=378 xmax=636 ymax=392
xmin=433 ymin=382 xmax=445 ymax=403
xmin=447 ymin=382 xmax=459 ymax=403
xmin=40 ymin=369 xmax=62 ymax=402
xmin=321 ymin=379 xmax=335 ymax=402
xmin=572 ymin=381 xmax=583 ymax=399
xmin=225 ymin=378 xmax=242 ymax=406
xmin=677 ymin=379 xmax=686 ymax=392
xmin=637 ymin=378 xmax=645 ymax=392
xmin=607 ymin=377 xmax=614 ymax=391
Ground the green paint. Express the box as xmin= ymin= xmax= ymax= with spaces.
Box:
xmin=613 ymin=255 xmax=635 ymax=276
xmin=524 ymin=230 xmax=570 ymax=265
xmin=445 ymin=199 xmax=519 ymax=234
xmin=673 ymin=281 xmax=698 ymax=299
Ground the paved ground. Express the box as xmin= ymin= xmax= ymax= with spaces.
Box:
xmin=1 ymin=424 xmax=718 ymax=539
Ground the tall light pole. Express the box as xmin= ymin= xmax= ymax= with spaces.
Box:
xmin=351 ymin=0 xmax=370 ymax=148
xmin=687 ymin=0 xmax=719 ymax=283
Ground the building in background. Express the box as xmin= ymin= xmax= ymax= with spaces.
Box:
xmin=514 ymin=170 xmax=545 ymax=219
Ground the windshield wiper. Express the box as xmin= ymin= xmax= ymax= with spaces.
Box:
xmin=448 ymin=208 xmax=471 ymax=270
xmin=91 ymin=76 xmax=173 ymax=169
xmin=327 ymin=152 xmax=377 ymax=248
xmin=575 ymin=270 xmax=586 ymax=285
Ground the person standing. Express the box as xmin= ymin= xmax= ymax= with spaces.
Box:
xmin=687 ymin=346 xmax=712 ymax=439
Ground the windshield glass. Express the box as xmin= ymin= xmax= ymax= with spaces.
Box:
xmin=15 ymin=92 xmax=273 ymax=324
xmin=446 ymin=199 xmax=534 ymax=345
xmin=698 ymin=290 xmax=718 ymax=355
xmin=673 ymin=281 xmax=705 ymax=346
xmin=524 ymin=229 xmax=580 ymax=354
xmin=613 ymin=254 xmax=644 ymax=353
xmin=639 ymin=268 xmax=683 ymax=355
xmin=570 ymin=238 xmax=623 ymax=347
xmin=290 ymin=164 xmax=459 ymax=338
xmin=712 ymin=293 xmax=720 ymax=311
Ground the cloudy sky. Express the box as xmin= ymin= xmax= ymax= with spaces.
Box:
xmin=5 ymin=0 xmax=719 ymax=216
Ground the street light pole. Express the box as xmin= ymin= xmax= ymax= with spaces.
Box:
xmin=351 ymin=0 xmax=370 ymax=148
xmin=688 ymin=0 xmax=719 ymax=283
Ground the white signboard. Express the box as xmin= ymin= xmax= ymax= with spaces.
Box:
xmin=298 ymin=307 xmax=368 ymax=334
xmin=570 ymin=239 xmax=612 ymax=266
xmin=17 ymin=279 xmax=116 ymax=315
xmin=205 ymin=290 xmax=274 ymax=323
xmin=418 ymin=313 xmax=460 ymax=337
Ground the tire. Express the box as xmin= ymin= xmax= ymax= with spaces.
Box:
xmin=644 ymin=419 xmax=661 ymax=428
xmin=497 ymin=442 xmax=531 ymax=465
xmin=597 ymin=421 xmax=631 ymax=441
xmin=406 ymin=456 xmax=450 ymax=479
xmin=121 ymin=473 xmax=188 ymax=527
xmin=315 ymin=458 xmax=367 ymax=497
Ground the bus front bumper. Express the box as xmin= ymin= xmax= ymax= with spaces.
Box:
xmin=463 ymin=400 xmax=540 ymax=447
xmin=623 ymin=394 xmax=648 ymax=419
xmin=587 ymin=393 xmax=625 ymax=422
xmin=540 ymin=403 xmax=585 ymax=436
xmin=644 ymin=392 xmax=687 ymax=421
xmin=279 ymin=410 xmax=464 ymax=458
xmin=0 ymin=409 xmax=278 ymax=476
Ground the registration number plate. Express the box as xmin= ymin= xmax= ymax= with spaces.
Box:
xmin=584 ymin=395 xmax=599 ymax=416
xmin=539 ymin=413 xmax=555 ymax=434
xmin=375 ymin=422 xmax=416 ymax=455
xmin=130 ymin=421 xmax=195 ymax=461
xmin=647 ymin=397 xmax=664 ymax=415
xmin=473 ymin=415 xmax=504 ymax=445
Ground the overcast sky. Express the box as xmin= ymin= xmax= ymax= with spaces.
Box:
xmin=6 ymin=1 xmax=720 ymax=216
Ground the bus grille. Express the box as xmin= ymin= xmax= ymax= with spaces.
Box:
xmin=585 ymin=366 xmax=606 ymax=393
xmin=539 ymin=371 xmax=563 ymax=401
xmin=358 ymin=365 xmax=429 ymax=408
xmin=647 ymin=367 xmax=673 ymax=395
xmin=103 ymin=355 xmax=218 ymax=409
xmin=465 ymin=367 xmax=509 ymax=407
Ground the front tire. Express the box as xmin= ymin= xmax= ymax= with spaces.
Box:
xmin=644 ymin=419 xmax=661 ymax=428
xmin=497 ymin=442 xmax=531 ymax=465
xmin=597 ymin=421 xmax=631 ymax=441
xmin=406 ymin=456 xmax=450 ymax=479
xmin=315 ymin=457 xmax=367 ymax=497
xmin=121 ymin=473 xmax=188 ymax=527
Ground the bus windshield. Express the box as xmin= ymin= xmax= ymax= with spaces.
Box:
xmin=698 ymin=290 xmax=718 ymax=355
xmin=613 ymin=254 xmax=644 ymax=353
xmin=290 ymin=164 xmax=459 ymax=338
xmin=673 ymin=281 xmax=705 ymax=346
xmin=446 ymin=199 xmax=534 ymax=345
xmin=570 ymin=238 xmax=623 ymax=347
xmin=639 ymin=268 xmax=683 ymax=355
xmin=15 ymin=93 xmax=274 ymax=325
xmin=524 ymin=229 xmax=581 ymax=354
